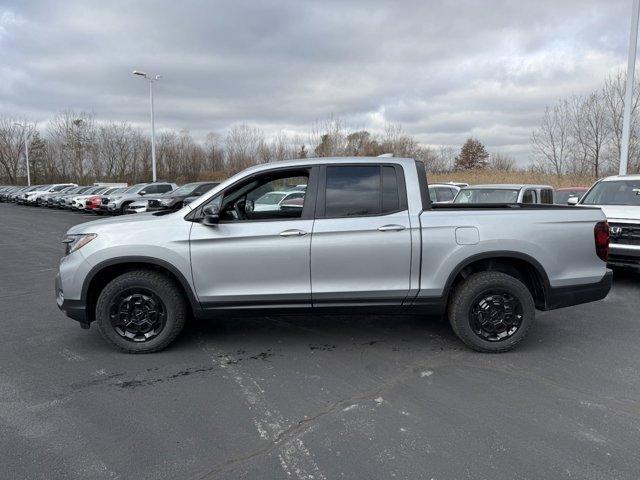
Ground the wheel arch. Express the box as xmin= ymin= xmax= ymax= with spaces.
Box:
xmin=443 ymin=251 xmax=551 ymax=310
xmin=82 ymin=256 xmax=201 ymax=323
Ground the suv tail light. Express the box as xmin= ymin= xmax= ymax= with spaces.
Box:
xmin=594 ymin=221 xmax=610 ymax=262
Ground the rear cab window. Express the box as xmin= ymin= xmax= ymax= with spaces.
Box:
xmin=321 ymin=164 xmax=406 ymax=218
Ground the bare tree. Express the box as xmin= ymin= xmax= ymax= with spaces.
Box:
xmin=531 ymin=101 xmax=573 ymax=176
xmin=490 ymin=152 xmax=516 ymax=171
xmin=0 ymin=118 xmax=35 ymax=183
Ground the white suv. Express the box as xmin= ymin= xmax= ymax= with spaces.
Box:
xmin=577 ymin=175 xmax=640 ymax=269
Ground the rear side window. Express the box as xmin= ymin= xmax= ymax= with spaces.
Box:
xmin=324 ymin=165 xmax=404 ymax=217
xmin=540 ymin=189 xmax=554 ymax=204
xmin=156 ymin=184 xmax=173 ymax=194
xmin=436 ymin=187 xmax=456 ymax=202
xmin=522 ymin=189 xmax=537 ymax=204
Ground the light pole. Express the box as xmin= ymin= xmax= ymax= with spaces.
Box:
xmin=620 ymin=0 xmax=640 ymax=176
xmin=13 ymin=122 xmax=31 ymax=186
xmin=133 ymin=70 xmax=162 ymax=182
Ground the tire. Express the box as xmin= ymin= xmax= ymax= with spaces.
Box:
xmin=448 ymin=271 xmax=535 ymax=353
xmin=95 ymin=270 xmax=187 ymax=353
xmin=120 ymin=202 xmax=131 ymax=215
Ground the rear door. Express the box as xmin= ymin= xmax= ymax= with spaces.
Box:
xmin=310 ymin=164 xmax=412 ymax=306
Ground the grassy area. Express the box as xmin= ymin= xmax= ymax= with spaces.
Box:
xmin=429 ymin=170 xmax=597 ymax=188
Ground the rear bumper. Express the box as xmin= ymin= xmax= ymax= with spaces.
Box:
xmin=543 ymin=270 xmax=613 ymax=310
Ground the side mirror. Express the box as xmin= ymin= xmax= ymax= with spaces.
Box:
xmin=202 ymin=204 xmax=220 ymax=226
xmin=567 ymin=196 xmax=579 ymax=206
xmin=139 ymin=190 xmax=147 ymax=196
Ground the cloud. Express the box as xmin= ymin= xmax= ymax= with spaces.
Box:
xmin=0 ymin=0 xmax=633 ymax=164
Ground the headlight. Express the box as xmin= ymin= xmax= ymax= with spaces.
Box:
xmin=159 ymin=198 xmax=173 ymax=206
xmin=62 ymin=234 xmax=97 ymax=255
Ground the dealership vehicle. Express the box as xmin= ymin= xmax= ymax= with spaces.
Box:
xmin=23 ymin=183 xmax=76 ymax=205
xmin=99 ymin=182 xmax=177 ymax=215
xmin=574 ymin=175 xmax=640 ymax=269
xmin=454 ymin=184 xmax=554 ymax=204
xmin=126 ymin=182 xmax=219 ymax=214
xmin=56 ymin=157 xmax=612 ymax=354
xmin=68 ymin=186 xmax=110 ymax=210
xmin=0 ymin=186 xmax=23 ymax=201
xmin=428 ymin=183 xmax=461 ymax=203
xmin=85 ymin=187 xmax=127 ymax=213
xmin=252 ymin=189 xmax=306 ymax=212
xmin=39 ymin=185 xmax=77 ymax=206
xmin=555 ymin=187 xmax=588 ymax=205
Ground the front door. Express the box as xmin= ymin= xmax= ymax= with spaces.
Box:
xmin=310 ymin=164 xmax=412 ymax=306
xmin=190 ymin=167 xmax=316 ymax=310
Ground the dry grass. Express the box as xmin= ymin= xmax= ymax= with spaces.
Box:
xmin=429 ymin=170 xmax=597 ymax=188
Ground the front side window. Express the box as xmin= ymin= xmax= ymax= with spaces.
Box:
xmin=215 ymin=169 xmax=310 ymax=221
xmin=324 ymin=165 xmax=402 ymax=217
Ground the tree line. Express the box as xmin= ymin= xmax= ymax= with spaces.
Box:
xmin=0 ymin=114 xmax=470 ymax=185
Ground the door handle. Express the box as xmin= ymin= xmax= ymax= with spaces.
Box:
xmin=378 ymin=224 xmax=406 ymax=232
xmin=279 ymin=229 xmax=308 ymax=237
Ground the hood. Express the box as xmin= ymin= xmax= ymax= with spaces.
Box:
xmin=592 ymin=205 xmax=640 ymax=221
xmin=67 ymin=211 xmax=174 ymax=235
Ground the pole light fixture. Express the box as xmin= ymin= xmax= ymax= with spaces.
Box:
xmin=132 ymin=70 xmax=162 ymax=182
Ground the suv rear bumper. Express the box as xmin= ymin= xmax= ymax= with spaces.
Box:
xmin=544 ymin=270 xmax=613 ymax=310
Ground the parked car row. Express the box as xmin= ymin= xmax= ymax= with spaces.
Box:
xmin=0 ymin=181 xmax=220 ymax=215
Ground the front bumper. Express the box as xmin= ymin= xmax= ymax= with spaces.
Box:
xmin=608 ymin=244 xmax=640 ymax=268
xmin=55 ymin=273 xmax=89 ymax=327
xmin=544 ymin=270 xmax=613 ymax=310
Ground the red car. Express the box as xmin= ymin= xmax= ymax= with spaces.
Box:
xmin=555 ymin=187 xmax=588 ymax=205
xmin=85 ymin=195 xmax=104 ymax=213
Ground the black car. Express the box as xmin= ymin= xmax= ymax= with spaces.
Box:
xmin=145 ymin=181 xmax=219 ymax=211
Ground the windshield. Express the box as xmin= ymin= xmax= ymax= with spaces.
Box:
xmin=51 ymin=184 xmax=70 ymax=192
xmin=256 ymin=192 xmax=287 ymax=205
xmin=169 ymin=183 xmax=200 ymax=196
xmin=104 ymin=187 xmax=124 ymax=195
xmin=454 ymin=188 xmax=520 ymax=204
xmin=581 ymin=180 xmax=640 ymax=206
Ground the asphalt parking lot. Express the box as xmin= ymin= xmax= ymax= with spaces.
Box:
xmin=1 ymin=202 xmax=640 ymax=480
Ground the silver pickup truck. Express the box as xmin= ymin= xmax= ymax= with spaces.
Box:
xmin=55 ymin=157 xmax=612 ymax=354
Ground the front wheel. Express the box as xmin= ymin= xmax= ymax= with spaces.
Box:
xmin=96 ymin=270 xmax=187 ymax=353
xmin=448 ymin=271 xmax=535 ymax=353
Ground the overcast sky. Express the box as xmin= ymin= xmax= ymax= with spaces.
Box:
xmin=0 ymin=0 xmax=635 ymax=163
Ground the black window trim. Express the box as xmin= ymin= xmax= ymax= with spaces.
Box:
xmin=315 ymin=163 xmax=408 ymax=219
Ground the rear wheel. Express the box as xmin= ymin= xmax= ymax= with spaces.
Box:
xmin=96 ymin=270 xmax=187 ymax=353
xmin=448 ymin=271 xmax=535 ymax=353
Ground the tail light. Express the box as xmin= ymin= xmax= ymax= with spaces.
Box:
xmin=594 ymin=221 xmax=609 ymax=262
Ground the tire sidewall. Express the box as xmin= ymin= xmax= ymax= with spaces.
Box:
xmin=96 ymin=272 xmax=185 ymax=353
xmin=450 ymin=272 xmax=535 ymax=352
